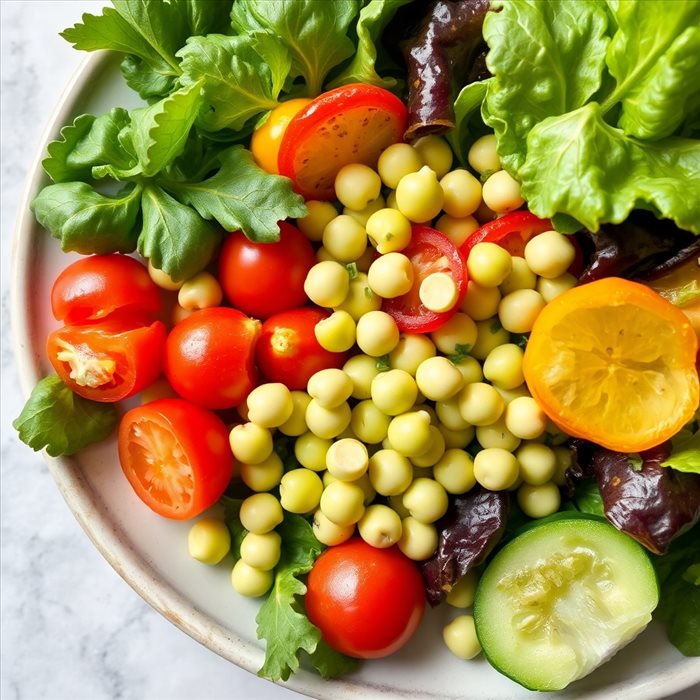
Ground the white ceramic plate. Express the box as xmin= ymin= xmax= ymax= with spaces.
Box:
xmin=12 ymin=50 xmax=700 ymax=700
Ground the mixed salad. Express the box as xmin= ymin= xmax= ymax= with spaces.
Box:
xmin=14 ymin=0 xmax=700 ymax=694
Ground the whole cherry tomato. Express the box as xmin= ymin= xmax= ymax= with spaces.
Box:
xmin=164 ymin=307 xmax=260 ymax=410
xmin=305 ymin=538 xmax=425 ymax=659
xmin=218 ymin=222 xmax=316 ymax=319
xmin=51 ymin=253 xmax=162 ymax=324
xmin=46 ymin=317 xmax=166 ymax=402
xmin=118 ymin=398 xmax=233 ymax=520
xmin=256 ymin=307 xmax=348 ymax=390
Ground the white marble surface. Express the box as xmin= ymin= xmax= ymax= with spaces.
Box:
xmin=0 ymin=3 xmax=697 ymax=700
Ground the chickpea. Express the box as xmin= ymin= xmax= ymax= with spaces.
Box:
xmin=231 ymin=559 xmax=273 ymax=597
xmin=504 ymin=396 xmax=548 ymax=440
xmin=467 ymin=242 xmax=512 ymax=288
xmin=358 ymin=504 xmax=403 ymax=548
xmin=516 ymin=442 xmax=558 ymax=485
xmin=461 ymin=280 xmax=501 ymax=321
xmin=411 ymin=425 xmax=446 ymax=468
xmin=378 ymin=142 xmax=424 ymax=189
xmin=365 ymin=208 xmax=412 ymax=254
xmin=343 ymin=353 xmax=380 ymax=399
xmin=239 ymin=493 xmax=283 ymax=534
xmin=305 ymin=399 xmax=351 ymax=439
xmin=335 ymin=163 xmax=382 ymax=210
xmin=443 ymin=615 xmax=481 ymax=660
xmin=468 ymin=134 xmax=501 ymax=175
xmin=319 ymin=479 xmax=366 ymax=526
xmin=452 ymin=355 xmax=484 ymax=384
xmin=517 ymin=482 xmax=561 ymax=518
xmin=537 ymin=272 xmax=578 ymax=302
xmin=148 ymin=259 xmax=182 ymax=290
xmin=297 ymin=200 xmax=338 ymax=242
xmin=304 ymin=261 xmax=350 ymax=308
xmin=368 ymin=449 xmax=414 ymax=496
xmin=499 ymin=256 xmax=537 ymax=295
xmin=482 ymin=343 xmax=525 ymax=390
xmin=398 ymin=516 xmax=438 ymax=560
xmin=386 ymin=410 xmax=433 ymax=457
xmin=322 ymin=214 xmax=367 ymax=263
xmin=440 ymin=169 xmax=482 ymax=218
xmin=240 ymin=451 xmax=284 ymax=492
xmin=475 ymin=417 xmax=521 ymax=452
xmin=178 ymin=271 xmax=223 ymax=310
xmin=314 ymin=310 xmax=356 ymax=352
xmin=229 ymin=422 xmax=273 ymax=465
xmin=343 ymin=195 xmax=386 ymax=228
xmin=312 ymin=509 xmax=355 ymax=546
xmin=524 ymin=230 xmax=577 ymax=278
xmin=412 ymin=135 xmax=453 ymax=178
xmin=351 ymin=400 xmax=391 ymax=444
xmin=419 ymin=272 xmax=459 ymax=313
xmin=435 ymin=213 xmax=480 ymax=248
xmin=356 ymin=310 xmax=400 ymax=357
xmin=415 ymin=356 xmax=464 ymax=402
xmin=433 ymin=449 xmax=476 ymax=494
xmin=239 ymin=531 xmax=281 ymax=571
xmin=188 ymin=517 xmax=231 ymax=565
xmin=307 ymin=368 xmax=353 ymax=409
xmin=278 ymin=391 xmax=312 ymax=437
xmin=431 ymin=312 xmax=478 ymax=356
xmin=246 ymin=383 xmax=293 ymax=428
xmin=389 ymin=333 xmax=437 ymax=375
xmin=473 ymin=447 xmax=520 ymax=491
xmin=367 ymin=252 xmax=414 ymax=298
xmin=458 ymin=382 xmax=505 ymax=426
xmin=446 ymin=569 xmax=478 ymax=608
xmin=481 ymin=169 xmax=524 ymax=213
xmin=498 ymin=288 xmax=546 ymax=333
xmin=438 ymin=423 xmax=475 ymax=449
xmin=371 ymin=369 xmax=418 ymax=416
xmin=294 ymin=432 xmax=332 ymax=472
xmin=470 ymin=317 xmax=510 ymax=360
xmin=325 ymin=438 xmax=369 ymax=481
xmin=334 ymin=272 xmax=381 ymax=320
xmin=395 ymin=166 xmax=444 ymax=223
xmin=435 ymin=397 xmax=471 ymax=431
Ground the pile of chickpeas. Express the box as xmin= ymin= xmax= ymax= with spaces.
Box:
xmin=161 ymin=132 xmax=580 ymax=663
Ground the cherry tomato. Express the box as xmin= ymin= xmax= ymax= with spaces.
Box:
xmin=46 ymin=317 xmax=166 ymax=402
xmin=218 ymin=222 xmax=316 ymax=319
xmin=305 ymin=538 xmax=425 ymax=659
xmin=382 ymin=225 xmax=468 ymax=333
xmin=278 ymin=83 xmax=408 ymax=200
xmin=250 ymin=98 xmax=313 ymax=174
xmin=256 ymin=307 xmax=348 ymax=390
xmin=460 ymin=211 xmax=584 ymax=276
xmin=118 ymin=398 xmax=233 ymax=520
xmin=164 ymin=307 xmax=260 ymax=410
xmin=51 ymin=254 xmax=162 ymax=324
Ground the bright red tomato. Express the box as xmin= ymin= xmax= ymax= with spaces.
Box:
xmin=382 ymin=225 xmax=468 ymax=333
xmin=305 ymin=538 xmax=425 ymax=659
xmin=46 ymin=317 xmax=166 ymax=402
xmin=164 ymin=307 xmax=260 ymax=410
xmin=278 ymin=83 xmax=408 ymax=200
xmin=256 ymin=307 xmax=348 ymax=390
xmin=460 ymin=211 xmax=584 ymax=276
xmin=51 ymin=254 xmax=162 ymax=324
xmin=118 ymin=398 xmax=233 ymax=520
xmin=218 ymin=222 xmax=316 ymax=319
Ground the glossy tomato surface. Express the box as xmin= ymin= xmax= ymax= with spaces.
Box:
xmin=305 ymin=538 xmax=425 ymax=659
xmin=278 ymin=83 xmax=408 ymax=200
xmin=118 ymin=398 xmax=233 ymax=520
xmin=164 ymin=307 xmax=260 ymax=409
xmin=46 ymin=317 xmax=166 ymax=402
xmin=51 ymin=253 xmax=162 ymax=324
xmin=218 ymin=222 xmax=316 ymax=319
xmin=256 ymin=307 xmax=348 ymax=390
xmin=382 ymin=225 xmax=467 ymax=333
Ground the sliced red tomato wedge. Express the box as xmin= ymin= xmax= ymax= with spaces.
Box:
xmin=47 ymin=317 xmax=166 ymax=402
xmin=460 ymin=211 xmax=584 ymax=277
xmin=118 ymin=398 xmax=233 ymax=520
xmin=278 ymin=83 xmax=408 ymax=200
xmin=382 ymin=226 xmax=467 ymax=333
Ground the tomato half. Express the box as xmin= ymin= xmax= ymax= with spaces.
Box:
xmin=460 ymin=211 xmax=584 ymax=276
xmin=118 ymin=398 xmax=233 ymax=520
xmin=278 ymin=83 xmax=408 ymax=200
xmin=382 ymin=225 xmax=468 ymax=333
xmin=51 ymin=253 xmax=162 ymax=324
xmin=218 ymin=222 xmax=316 ymax=319
xmin=305 ymin=538 xmax=425 ymax=659
xmin=46 ymin=318 xmax=166 ymax=402
xmin=164 ymin=307 xmax=260 ymax=410
xmin=256 ymin=307 xmax=348 ymax=390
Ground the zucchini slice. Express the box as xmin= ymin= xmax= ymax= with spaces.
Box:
xmin=473 ymin=516 xmax=659 ymax=691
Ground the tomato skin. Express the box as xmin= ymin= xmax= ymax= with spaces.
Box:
xmin=382 ymin=225 xmax=468 ymax=333
xmin=51 ymin=254 xmax=162 ymax=324
xmin=164 ymin=307 xmax=260 ymax=410
xmin=251 ymin=98 xmax=313 ymax=174
xmin=278 ymin=83 xmax=408 ymax=200
xmin=256 ymin=307 xmax=348 ymax=390
xmin=218 ymin=222 xmax=316 ymax=319
xmin=460 ymin=211 xmax=584 ymax=277
xmin=305 ymin=538 xmax=425 ymax=659
xmin=118 ymin=398 xmax=233 ymax=520
xmin=46 ymin=318 xmax=166 ymax=402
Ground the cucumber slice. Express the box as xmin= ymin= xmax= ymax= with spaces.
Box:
xmin=473 ymin=516 xmax=659 ymax=691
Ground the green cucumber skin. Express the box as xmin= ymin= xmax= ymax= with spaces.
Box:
xmin=473 ymin=517 xmax=659 ymax=692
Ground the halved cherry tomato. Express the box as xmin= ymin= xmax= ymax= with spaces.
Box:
xmin=46 ymin=317 xmax=166 ymax=402
xmin=251 ymin=98 xmax=313 ymax=174
xmin=118 ymin=398 xmax=233 ymax=520
xmin=306 ymin=538 xmax=425 ymax=659
xmin=218 ymin=222 xmax=316 ymax=320
xmin=278 ymin=83 xmax=408 ymax=200
xmin=164 ymin=307 xmax=260 ymax=410
xmin=382 ymin=225 xmax=467 ymax=333
xmin=460 ymin=211 xmax=584 ymax=277
xmin=256 ymin=307 xmax=348 ymax=390
xmin=51 ymin=254 xmax=162 ymax=324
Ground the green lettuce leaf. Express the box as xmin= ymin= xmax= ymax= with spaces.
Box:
xmin=13 ymin=375 xmax=119 ymax=457
xmin=31 ymin=181 xmax=142 ymax=254
xmin=230 ymin=0 xmax=359 ymax=96
xmin=139 ymin=184 xmax=222 ymax=282
xmin=447 ymin=80 xmax=489 ymax=166
xmin=661 ymin=428 xmax=700 ymax=474
xmin=167 ymin=146 xmax=306 ymax=241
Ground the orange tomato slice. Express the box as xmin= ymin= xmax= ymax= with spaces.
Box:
xmin=523 ymin=277 xmax=699 ymax=452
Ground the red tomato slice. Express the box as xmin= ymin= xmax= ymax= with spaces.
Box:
xmin=382 ymin=226 xmax=468 ymax=333
xmin=46 ymin=317 xmax=166 ymax=402
xmin=278 ymin=83 xmax=408 ymax=200
xmin=51 ymin=254 xmax=162 ymax=324
xmin=460 ymin=211 xmax=584 ymax=276
xmin=118 ymin=398 xmax=233 ymax=520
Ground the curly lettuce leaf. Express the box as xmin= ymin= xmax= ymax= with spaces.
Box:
xmin=13 ymin=376 xmax=119 ymax=457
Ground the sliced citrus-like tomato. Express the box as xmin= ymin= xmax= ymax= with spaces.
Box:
xmin=523 ymin=277 xmax=700 ymax=452
xmin=382 ymin=225 xmax=467 ymax=333
xmin=118 ymin=398 xmax=233 ymax=520
xmin=278 ymin=83 xmax=408 ymax=200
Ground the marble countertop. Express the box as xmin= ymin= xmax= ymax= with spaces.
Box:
xmin=0 ymin=3 xmax=697 ymax=700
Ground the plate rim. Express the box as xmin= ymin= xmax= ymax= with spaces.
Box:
xmin=10 ymin=50 xmax=700 ymax=700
